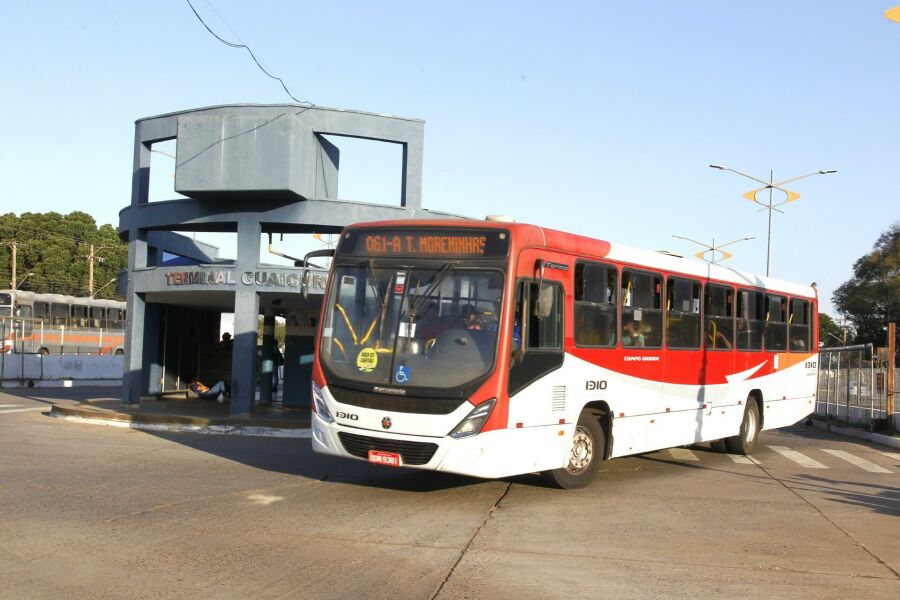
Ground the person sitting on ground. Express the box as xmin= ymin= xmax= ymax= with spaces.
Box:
xmin=188 ymin=378 xmax=229 ymax=403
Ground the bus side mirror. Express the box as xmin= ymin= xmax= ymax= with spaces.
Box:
xmin=533 ymin=258 xmax=552 ymax=318
xmin=535 ymin=285 xmax=554 ymax=318
xmin=301 ymin=269 xmax=310 ymax=301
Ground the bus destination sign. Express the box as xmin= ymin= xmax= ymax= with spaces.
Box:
xmin=341 ymin=229 xmax=509 ymax=259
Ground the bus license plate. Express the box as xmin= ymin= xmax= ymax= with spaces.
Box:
xmin=368 ymin=450 xmax=402 ymax=466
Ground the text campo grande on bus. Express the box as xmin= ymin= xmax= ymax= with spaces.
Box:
xmin=164 ymin=270 xmax=327 ymax=290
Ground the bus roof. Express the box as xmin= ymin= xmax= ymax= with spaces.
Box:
xmin=344 ymin=219 xmax=817 ymax=300
xmin=0 ymin=290 xmax=126 ymax=309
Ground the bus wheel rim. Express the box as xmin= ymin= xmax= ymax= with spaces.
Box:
xmin=566 ymin=426 xmax=593 ymax=474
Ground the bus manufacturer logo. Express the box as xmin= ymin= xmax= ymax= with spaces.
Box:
xmin=382 ymin=416 xmax=392 ymax=430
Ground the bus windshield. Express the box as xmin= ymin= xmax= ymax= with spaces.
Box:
xmin=320 ymin=264 xmax=504 ymax=389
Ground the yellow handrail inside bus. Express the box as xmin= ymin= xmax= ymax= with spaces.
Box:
xmin=359 ymin=313 xmax=381 ymax=346
xmin=709 ymin=319 xmax=717 ymax=348
xmin=332 ymin=337 xmax=349 ymax=360
xmin=334 ymin=303 xmax=358 ymax=345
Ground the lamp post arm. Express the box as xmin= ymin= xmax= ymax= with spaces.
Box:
xmin=713 ymin=166 xmax=774 ymax=188
xmin=774 ymin=170 xmax=836 ymax=187
xmin=715 ymin=236 xmax=756 ymax=250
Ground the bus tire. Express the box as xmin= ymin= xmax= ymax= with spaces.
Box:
xmin=114 ymin=348 xmax=124 ymax=356
xmin=541 ymin=411 xmax=604 ymax=489
xmin=725 ymin=399 xmax=760 ymax=455
xmin=38 ymin=347 xmax=50 ymax=356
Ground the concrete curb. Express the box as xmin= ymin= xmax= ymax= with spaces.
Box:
xmin=48 ymin=404 xmax=311 ymax=439
xmin=810 ymin=419 xmax=900 ymax=450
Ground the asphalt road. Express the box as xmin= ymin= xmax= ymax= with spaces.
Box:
xmin=0 ymin=388 xmax=898 ymax=599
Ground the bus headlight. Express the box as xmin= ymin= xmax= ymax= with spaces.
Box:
xmin=449 ymin=399 xmax=496 ymax=438
xmin=312 ymin=381 xmax=334 ymax=423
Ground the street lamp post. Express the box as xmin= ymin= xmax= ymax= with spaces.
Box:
xmin=709 ymin=164 xmax=836 ymax=276
xmin=90 ymin=277 xmax=118 ymax=299
xmin=15 ymin=272 xmax=34 ymax=290
xmin=672 ymin=235 xmax=755 ymax=265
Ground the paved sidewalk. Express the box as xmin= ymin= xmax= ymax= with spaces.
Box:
xmin=0 ymin=386 xmax=311 ymax=434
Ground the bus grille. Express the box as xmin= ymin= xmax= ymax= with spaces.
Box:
xmin=329 ymin=385 xmax=465 ymax=415
xmin=337 ymin=432 xmax=439 ymax=466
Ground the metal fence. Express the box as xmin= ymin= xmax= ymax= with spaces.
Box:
xmin=815 ymin=343 xmax=896 ymax=428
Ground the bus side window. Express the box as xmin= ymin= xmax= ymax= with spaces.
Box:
xmin=764 ymin=295 xmax=787 ymax=351
xmin=666 ymin=277 xmax=700 ymax=349
xmin=574 ymin=262 xmax=617 ymax=348
xmin=34 ymin=302 xmax=49 ymax=324
xmin=71 ymin=305 xmax=88 ymax=329
xmin=704 ymin=285 xmax=734 ymax=350
xmin=736 ymin=290 xmax=764 ymax=351
xmin=789 ymin=299 xmax=810 ymax=352
xmin=16 ymin=305 xmax=33 ymax=336
xmin=51 ymin=303 xmax=68 ymax=327
xmin=622 ymin=269 xmax=663 ymax=348
xmin=90 ymin=307 xmax=104 ymax=329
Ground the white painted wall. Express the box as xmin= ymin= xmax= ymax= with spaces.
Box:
xmin=1 ymin=354 xmax=123 ymax=383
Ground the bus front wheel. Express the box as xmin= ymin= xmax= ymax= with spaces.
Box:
xmin=541 ymin=411 xmax=604 ymax=489
xmin=725 ymin=399 xmax=760 ymax=455
xmin=38 ymin=347 xmax=50 ymax=356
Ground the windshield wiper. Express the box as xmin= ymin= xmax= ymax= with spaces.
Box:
xmin=407 ymin=261 xmax=457 ymax=324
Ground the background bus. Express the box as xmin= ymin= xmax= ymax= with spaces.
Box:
xmin=0 ymin=290 xmax=126 ymax=355
xmin=309 ymin=219 xmax=818 ymax=488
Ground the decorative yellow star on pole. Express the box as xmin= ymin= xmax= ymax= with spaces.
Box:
xmin=887 ymin=7 xmax=900 ymax=22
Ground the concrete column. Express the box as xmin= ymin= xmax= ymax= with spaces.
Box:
xmin=259 ymin=309 xmax=275 ymax=406
xmin=230 ymin=218 xmax=261 ymax=415
xmin=122 ymin=229 xmax=148 ymax=405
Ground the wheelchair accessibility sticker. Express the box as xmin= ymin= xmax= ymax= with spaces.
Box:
xmin=394 ymin=365 xmax=410 ymax=384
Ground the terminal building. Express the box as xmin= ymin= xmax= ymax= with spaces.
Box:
xmin=117 ymin=104 xmax=459 ymax=415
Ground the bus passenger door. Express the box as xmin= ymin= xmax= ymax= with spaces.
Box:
xmin=507 ymin=252 xmax=567 ymax=429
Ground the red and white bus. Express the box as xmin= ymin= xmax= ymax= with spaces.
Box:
xmin=310 ymin=219 xmax=818 ymax=488
xmin=0 ymin=290 xmax=126 ymax=355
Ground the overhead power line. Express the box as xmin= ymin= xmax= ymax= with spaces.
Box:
xmin=184 ymin=0 xmax=314 ymax=107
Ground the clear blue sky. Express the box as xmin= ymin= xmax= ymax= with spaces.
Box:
xmin=1 ymin=1 xmax=898 ymax=316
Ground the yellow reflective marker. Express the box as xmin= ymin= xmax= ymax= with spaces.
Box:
xmin=743 ymin=188 xmax=763 ymax=203
xmin=886 ymin=6 xmax=900 ymax=23
xmin=784 ymin=189 xmax=801 ymax=203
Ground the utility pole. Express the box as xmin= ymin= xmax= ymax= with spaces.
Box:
xmin=10 ymin=240 xmax=16 ymax=290
xmin=888 ymin=322 xmax=896 ymax=420
xmin=85 ymin=243 xmax=109 ymax=296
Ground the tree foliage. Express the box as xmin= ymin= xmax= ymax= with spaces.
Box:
xmin=833 ymin=222 xmax=900 ymax=347
xmin=818 ymin=313 xmax=846 ymax=347
xmin=0 ymin=212 xmax=127 ymax=299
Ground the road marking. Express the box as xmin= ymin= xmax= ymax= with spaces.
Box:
xmin=668 ymin=448 xmax=699 ymax=461
xmin=727 ymin=453 xmax=755 ymax=464
xmin=881 ymin=452 xmax=900 ymax=463
xmin=822 ymin=449 xmax=893 ymax=474
xmin=0 ymin=407 xmax=46 ymax=415
xmin=767 ymin=446 xmax=828 ymax=469
xmin=0 ymin=404 xmax=23 ymax=408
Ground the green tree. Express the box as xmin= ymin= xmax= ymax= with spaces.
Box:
xmin=833 ymin=222 xmax=900 ymax=346
xmin=818 ymin=313 xmax=846 ymax=347
xmin=0 ymin=211 xmax=127 ymax=298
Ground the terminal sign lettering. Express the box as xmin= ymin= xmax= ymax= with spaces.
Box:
xmin=343 ymin=229 xmax=509 ymax=259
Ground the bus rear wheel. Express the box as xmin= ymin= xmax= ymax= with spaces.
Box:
xmin=725 ymin=399 xmax=760 ymax=455
xmin=541 ymin=411 xmax=604 ymax=489
xmin=38 ymin=347 xmax=50 ymax=356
